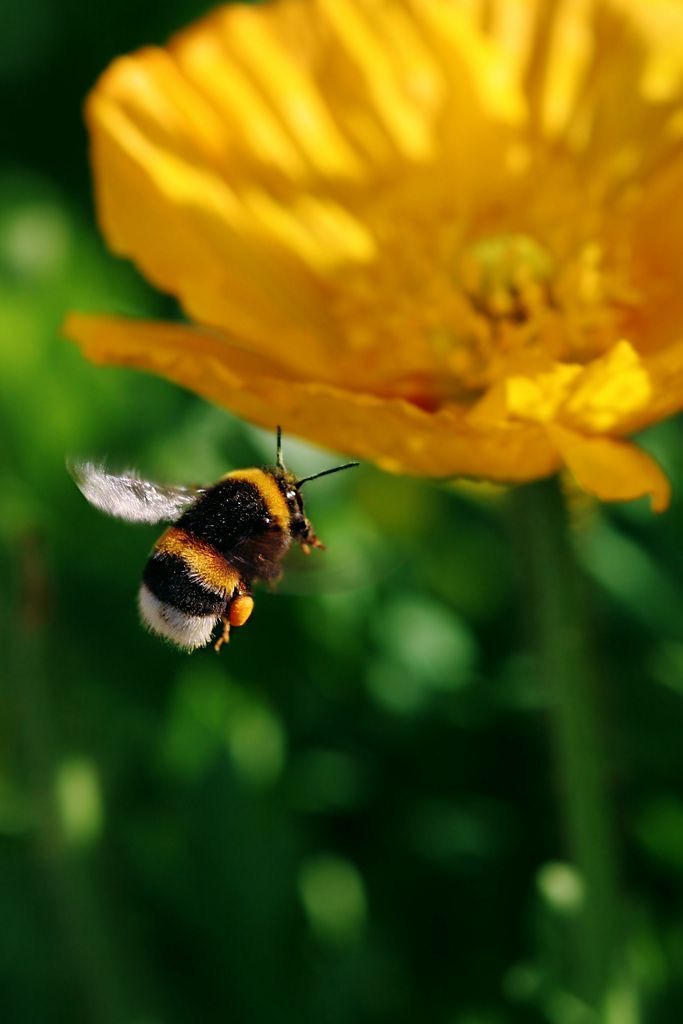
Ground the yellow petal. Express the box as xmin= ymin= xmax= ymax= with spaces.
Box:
xmin=638 ymin=338 xmax=683 ymax=426
xmin=64 ymin=313 xmax=559 ymax=483
xmin=630 ymin=162 xmax=683 ymax=354
xmin=89 ymin=77 xmax=339 ymax=378
xmin=560 ymin=340 xmax=653 ymax=433
xmin=64 ymin=312 xmax=302 ymax=382
xmin=506 ymin=364 xmax=583 ymax=423
xmin=561 ymin=337 xmax=683 ymax=438
xmin=318 ymin=0 xmax=439 ymax=162
xmin=546 ymin=423 xmax=671 ymax=512
xmin=198 ymin=3 xmax=366 ymax=179
xmin=471 ymin=341 xmax=669 ymax=441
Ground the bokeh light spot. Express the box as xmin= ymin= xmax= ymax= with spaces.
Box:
xmin=298 ymin=854 xmax=367 ymax=945
xmin=367 ymin=594 xmax=477 ymax=712
xmin=536 ymin=862 xmax=585 ymax=915
xmin=374 ymin=595 xmax=476 ymax=687
xmin=55 ymin=757 xmax=103 ymax=848
xmin=225 ymin=700 xmax=286 ymax=788
xmin=1 ymin=201 xmax=71 ymax=279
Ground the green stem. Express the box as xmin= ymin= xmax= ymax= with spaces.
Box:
xmin=513 ymin=478 xmax=624 ymax=1014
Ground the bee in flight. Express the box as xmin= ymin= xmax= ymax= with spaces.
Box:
xmin=70 ymin=429 xmax=358 ymax=652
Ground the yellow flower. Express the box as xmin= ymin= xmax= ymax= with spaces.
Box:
xmin=64 ymin=0 xmax=683 ymax=511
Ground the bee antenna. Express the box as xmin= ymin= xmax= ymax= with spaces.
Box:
xmin=276 ymin=425 xmax=285 ymax=469
xmin=296 ymin=462 xmax=359 ymax=487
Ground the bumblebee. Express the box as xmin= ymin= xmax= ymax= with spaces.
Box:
xmin=70 ymin=429 xmax=358 ymax=652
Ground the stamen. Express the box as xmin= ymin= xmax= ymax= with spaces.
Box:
xmin=327 ymin=206 xmax=634 ymax=404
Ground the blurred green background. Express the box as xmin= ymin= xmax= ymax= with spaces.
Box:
xmin=2 ymin=2 xmax=683 ymax=1023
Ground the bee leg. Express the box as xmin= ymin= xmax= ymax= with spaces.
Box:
xmin=299 ymin=517 xmax=325 ymax=555
xmin=213 ymin=618 xmax=231 ymax=653
xmin=261 ymin=565 xmax=284 ymax=592
xmin=301 ymin=539 xmax=325 ymax=555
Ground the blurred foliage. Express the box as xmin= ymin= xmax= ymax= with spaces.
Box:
xmin=1 ymin=2 xmax=683 ymax=1023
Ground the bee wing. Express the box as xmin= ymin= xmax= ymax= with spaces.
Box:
xmin=68 ymin=460 xmax=202 ymax=524
xmin=226 ymin=523 xmax=293 ymax=583
xmin=266 ymin=544 xmax=400 ymax=595
xmin=228 ymin=526 xmax=398 ymax=595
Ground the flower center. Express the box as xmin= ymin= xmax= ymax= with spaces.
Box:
xmin=329 ymin=200 xmax=633 ymax=407
xmin=458 ymin=234 xmax=554 ymax=324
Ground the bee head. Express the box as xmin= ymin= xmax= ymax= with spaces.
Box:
xmin=271 ymin=427 xmax=359 ymax=544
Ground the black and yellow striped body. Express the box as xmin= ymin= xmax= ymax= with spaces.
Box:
xmin=138 ymin=468 xmax=309 ymax=650
xmin=71 ymin=431 xmax=358 ymax=652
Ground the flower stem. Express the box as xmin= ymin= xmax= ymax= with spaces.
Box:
xmin=512 ymin=478 xmax=625 ymax=1015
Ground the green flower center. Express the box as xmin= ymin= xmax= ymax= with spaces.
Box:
xmin=459 ymin=234 xmax=555 ymax=323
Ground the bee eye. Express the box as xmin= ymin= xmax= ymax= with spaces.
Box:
xmin=286 ymin=490 xmax=296 ymax=500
